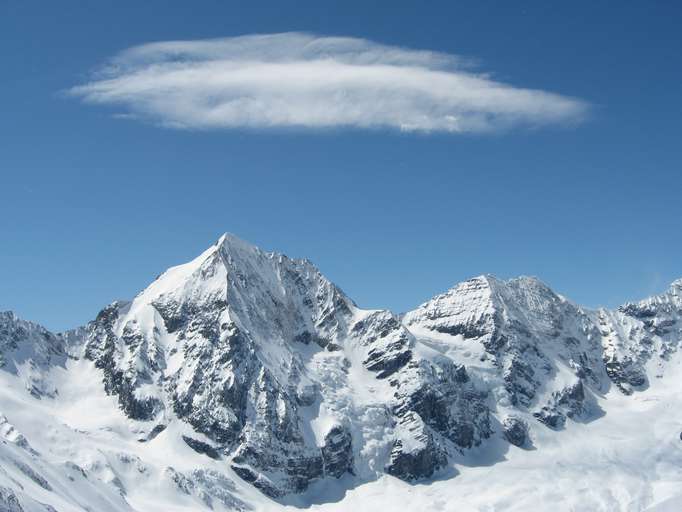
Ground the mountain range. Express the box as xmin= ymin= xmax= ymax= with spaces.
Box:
xmin=1 ymin=234 xmax=681 ymax=511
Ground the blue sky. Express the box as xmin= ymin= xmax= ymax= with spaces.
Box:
xmin=1 ymin=1 xmax=681 ymax=331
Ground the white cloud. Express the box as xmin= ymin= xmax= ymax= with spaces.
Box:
xmin=69 ymin=32 xmax=588 ymax=133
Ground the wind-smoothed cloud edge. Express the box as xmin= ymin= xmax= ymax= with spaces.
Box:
xmin=69 ymin=32 xmax=588 ymax=133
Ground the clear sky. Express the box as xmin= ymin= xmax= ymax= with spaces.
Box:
xmin=1 ymin=1 xmax=681 ymax=332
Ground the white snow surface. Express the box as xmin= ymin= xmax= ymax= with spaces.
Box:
xmin=1 ymin=236 xmax=682 ymax=511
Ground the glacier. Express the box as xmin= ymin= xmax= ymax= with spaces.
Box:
xmin=1 ymin=234 xmax=681 ymax=511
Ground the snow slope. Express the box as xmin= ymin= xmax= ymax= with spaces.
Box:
xmin=1 ymin=236 xmax=681 ymax=512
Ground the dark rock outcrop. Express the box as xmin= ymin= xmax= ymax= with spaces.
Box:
xmin=533 ymin=381 xmax=595 ymax=430
xmin=182 ymin=436 xmax=221 ymax=460
xmin=352 ymin=311 xmax=413 ymax=379
xmin=603 ymin=355 xmax=647 ymax=395
xmin=386 ymin=412 xmax=447 ymax=481
xmin=0 ymin=486 xmax=24 ymax=512
xmin=502 ymin=416 xmax=530 ymax=447
xmin=321 ymin=425 xmax=354 ymax=478
xmin=392 ymin=359 xmax=491 ymax=451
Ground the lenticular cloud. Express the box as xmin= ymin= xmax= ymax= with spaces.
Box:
xmin=70 ymin=32 xmax=587 ymax=133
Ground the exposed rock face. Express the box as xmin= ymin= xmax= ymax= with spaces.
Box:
xmin=3 ymin=236 xmax=682 ymax=505
xmin=321 ymin=425 xmax=354 ymax=478
xmin=83 ymin=301 xmax=163 ymax=421
xmin=386 ymin=412 xmax=447 ymax=481
xmin=0 ymin=486 xmax=24 ymax=512
xmin=502 ymin=416 xmax=530 ymax=448
xmin=404 ymin=276 xmax=610 ymax=410
xmin=532 ymin=381 xmax=598 ymax=430
xmin=165 ymin=467 xmax=250 ymax=511
xmin=229 ymin=366 xmax=325 ymax=497
xmin=0 ymin=311 xmax=66 ymax=398
xmin=391 ymin=358 xmax=491 ymax=451
xmin=182 ymin=436 xmax=221 ymax=460
xmin=403 ymin=275 xmax=682 ymax=436
xmin=599 ymin=281 xmax=682 ymax=394
xmin=350 ymin=311 xmax=412 ymax=378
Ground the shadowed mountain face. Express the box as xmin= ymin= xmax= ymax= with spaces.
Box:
xmin=1 ymin=235 xmax=681 ymax=510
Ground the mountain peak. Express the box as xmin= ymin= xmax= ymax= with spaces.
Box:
xmin=108 ymin=233 xmax=357 ymax=366
xmin=0 ymin=310 xmax=52 ymax=332
xmin=215 ymin=232 xmax=258 ymax=252
xmin=0 ymin=310 xmax=17 ymax=322
xmin=460 ymin=274 xmax=549 ymax=291
xmin=2 ymin=235 xmax=682 ymax=510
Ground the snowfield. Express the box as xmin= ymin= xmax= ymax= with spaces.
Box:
xmin=1 ymin=235 xmax=681 ymax=512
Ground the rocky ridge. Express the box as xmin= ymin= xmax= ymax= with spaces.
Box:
xmin=0 ymin=235 xmax=681 ymax=509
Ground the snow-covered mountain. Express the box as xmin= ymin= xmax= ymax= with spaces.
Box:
xmin=1 ymin=234 xmax=682 ymax=511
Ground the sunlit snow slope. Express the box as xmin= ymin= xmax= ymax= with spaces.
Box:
xmin=1 ymin=236 xmax=681 ymax=512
